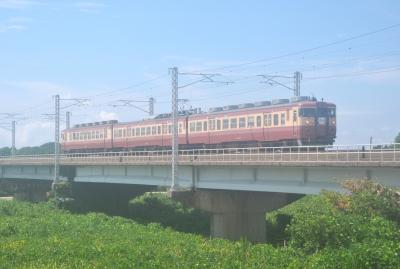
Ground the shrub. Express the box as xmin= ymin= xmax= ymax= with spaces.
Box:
xmin=128 ymin=192 xmax=210 ymax=235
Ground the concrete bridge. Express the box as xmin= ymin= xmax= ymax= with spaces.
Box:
xmin=1 ymin=144 xmax=399 ymax=242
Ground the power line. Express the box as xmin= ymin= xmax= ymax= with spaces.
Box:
xmin=305 ymin=65 xmax=400 ymax=80
xmin=191 ymin=23 xmax=400 ymax=73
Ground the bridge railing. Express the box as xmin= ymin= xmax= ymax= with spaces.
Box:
xmin=0 ymin=143 xmax=399 ymax=164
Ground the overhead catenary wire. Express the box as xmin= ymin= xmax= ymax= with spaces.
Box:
xmin=190 ymin=23 xmax=400 ymax=74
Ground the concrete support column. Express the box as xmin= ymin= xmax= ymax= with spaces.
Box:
xmin=170 ymin=189 xmax=299 ymax=243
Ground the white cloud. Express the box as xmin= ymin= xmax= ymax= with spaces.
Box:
xmin=97 ymin=111 xmax=118 ymax=121
xmin=0 ymin=17 xmax=33 ymax=33
xmin=74 ymin=1 xmax=106 ymax=13
xmin=0 ymin=0 xmax=37 ymax=9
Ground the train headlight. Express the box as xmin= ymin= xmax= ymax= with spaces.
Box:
xmin=305 ymin=120 xmax=310 ymax=125
xmin=332 ymin=120 xmax=336 ymax=125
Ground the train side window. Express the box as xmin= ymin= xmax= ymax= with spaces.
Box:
xmin=256 ymin=116 xmax=261 ymax=127
xmin=239 ymin=117 xmax=246 ymax=128
xmin=230 ymin=118 xmax=237 ymax=129
xmin=168 ymin=125 xmax=172 ymax=134
xmin=203 ymin=121 xmax=207 ymax=131
xmin=222 ymin=119 xmax=229 ymax=129
xmin=146 ymin=127 xmax=151 ymax=135
xmin=247 ymin=116 xmax=255 ymax=128
xmin=123 ymin=129 xmax=127 ymax=137
xmin=119 ymin=129 xmax=123 ymax=138
xmin=135 ymin=128 xmax=140 ymax=136
xmin=196 ymin=121 xmax=202 ymax=132
xmin=140 ymin=127 xmax=145 ymax=136
xmin=152 ymin=126 xmax=157 ymax=135
xmin=281 ymin=113 xmax=286 ymax=125
xmin=179 ymin=123 xmax=183 ymax=133
xmin=162 ymin=125 xmax=167 ymax=134
xmin=293 ymin=110 xmax=298 ymax=122
xmin=100 ymin=131 xmax=104 ymax=139
xmin=216 ymin=119 xmax=221 ymax=130
xmin=157 ymin=126 xmax=161 ymax=135
xmin=209 ymin=120 xmax=215 ymax=131
xmin=286 ymin=110 xmax=290 ymax=121
xmin=273 ymin=114 xmax=279 ymax=126
xmin=127 ymin=128 xmax=131 ymax=137
xmin=190 ymin=122 xmax=195 ymax=132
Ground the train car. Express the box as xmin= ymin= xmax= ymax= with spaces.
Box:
xmin=61 ymin=96 xmax=336 ymax=152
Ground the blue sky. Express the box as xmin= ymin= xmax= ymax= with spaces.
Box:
xmin=0 ymin=0 xmax=399 ymax=147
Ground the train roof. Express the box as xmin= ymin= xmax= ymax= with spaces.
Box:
xmin=64 ymin=96 xmax=335 ymax=132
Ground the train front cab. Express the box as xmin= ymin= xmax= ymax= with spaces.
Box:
xmin=298 ymin=102 xmax=336 ymax=145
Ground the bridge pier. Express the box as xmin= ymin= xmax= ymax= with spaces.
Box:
xmin=170 ymin=189 xmax=300 ymax=243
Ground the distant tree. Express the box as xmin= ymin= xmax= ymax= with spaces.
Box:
xmin=17 ymin=142 xmax=55 ymax=155
xmin=395 ymin=132 xmax=400 ymax=144
xmin=0 ymin=147 xmax=11 ymax=156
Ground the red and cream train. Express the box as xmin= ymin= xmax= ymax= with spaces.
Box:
xmin=61 ymin=96 xmax=336 ymax=152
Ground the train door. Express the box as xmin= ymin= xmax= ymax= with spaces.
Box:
xmin=263 ymin=112 xmax=269 ymax=141
xmin=185 ymin=116 xmax=189 ymax=146
xmin=292 ymin=109 xmax=298 ymax=136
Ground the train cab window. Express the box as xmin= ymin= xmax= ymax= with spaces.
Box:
xmin=230 ymin=118 xmax=237 ymax=129
xmin=328 ymin=108 xmax=336 ymax=117
xmin=196 ymin=121 xmax=202 ymax=132
xmin=168 ymin=125 xmax=172 ymax=134
xmin=158 ymin=126 xmax=161 ymax=134
xmin=209 ymin=119 xmax=215 ymax=131
xmin=281 ymin=113 xmax=286 ymax=125
xmin=140 ymin=127 xmax=145 ymax=136
xmin=216 ymin=119 xmax=221 ymax=130
xmin=273 ymin=114 xmax=279 ymax=126
xmin=189 ymin=122 xmax=195 ymax=132
xmin=256 ymin=116 xmax=261 ymax=127
xmin=293 ymin=110 xmax=298 ymax=122
xmin=247 ymin=116 xmax=255 ymax=128
xmin=299 ymin=108 xmax=316 ymax=117
xmin=222 ymin=119 xmax=229 ymax=129
xmin=203 ymin=121 xmax=207 ymax=131
xmin=239 ymin=117 xmax=246 ymax=128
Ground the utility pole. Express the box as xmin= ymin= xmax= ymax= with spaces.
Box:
xmin=294 ymin=71 xmax=302 ymax=97
xmin=170 ymin=66 xmax=179 ymax=191
xmin=259 ymin=71 xmax=302 ymax=97
xmin=66 ymin=111 xmax=71 ymax=129
xmin=50 ymin=96 xmax=88 ymax=188
xmin=11 ymin=120 xmax=16 ymax=157
xmin=149 ymin=97 xmax=154 ymax=116
xmin=168 ymin=68 xmax=232 ymax=191
xmin=0 ymin=114 xmax=25 ymax=157
xmin=54 ymin=94 xmax=60 ymax=184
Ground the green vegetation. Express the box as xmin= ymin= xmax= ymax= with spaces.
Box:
xmin=0 ymin=142 xmax=55 ymax=156
xmin=0 ymin=180 xmax=399 ymax=268
xmin=128 ymin=192 xmax=210 ymax=235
